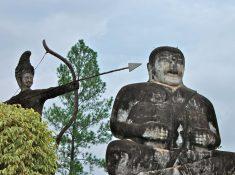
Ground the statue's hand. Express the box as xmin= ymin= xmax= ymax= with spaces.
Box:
xmin=142 ymin=122 xmax=168 ymax=140
xmin=193 ymin=128 xmax=216 ymax=147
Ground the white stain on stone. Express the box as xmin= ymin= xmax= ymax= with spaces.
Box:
xmin=172 ymin=167 xmax=181 ymax=175
xmin=154 ymin=148 xmax=170 ymax=169
xmin=115 ymin=153 xmax=129 ymax=175
xmin=134 ymin=162 xmax=145 ymax=175
xmin=173 ymin=158 xmax=180 ymax=167
xmin=209 ymin=122 xmax=217 ymax=134
xmin=137 ymin=166 xmax=181 ymax=175
xmin=127 ymin=119 xmax=133 ymax=124
xmin=189 ymin=98 xmax=199 ymax=110
xmin=117 ymin=108 xmax=129 ymax=122
xmin=143 ymin=127 xmax=168 ymax=140
xmin=117 ymin=101 xmax=139 ymax=122
xmin=176 ymin=124 xmax=183 ymax=148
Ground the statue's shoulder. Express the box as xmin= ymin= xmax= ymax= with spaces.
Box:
xmin=120 ymin=82 xmax=163 ymax=91
xmin=115 ymin=82 xmax=166 ymax=105
xmin=116 ymin=82 xmax=146 ymax=98
xmin=4 ymin=89 xmax=45 ymax=104
xmin=182 ymin=85 xmax=214 ymax=108
xmin=118 ymin=82 xmax=162 ymax=96
xmin=4 ymin=91 xmax=24 ymax=104
xmin=197 ymin=93 xmax=214 ymax=108
xmin=120 ymin=82 xmax=149 ymax=90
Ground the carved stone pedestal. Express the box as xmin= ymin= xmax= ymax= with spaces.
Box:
xmin=107 ymin=141 xmax=235 ymax=175
xmin=137 ymin=151 xmax=235 ymax=175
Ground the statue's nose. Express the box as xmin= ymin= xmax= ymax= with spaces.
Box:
xmin=173 ymin=62 xmax=177 ymax=72
xmin=170 ymin=61 xmax=178 ymax=73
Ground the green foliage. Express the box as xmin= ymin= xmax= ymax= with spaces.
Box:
xmin=0 ymin=103 xmax=57 ymax=175
xmin=44 ymin=40 xmax=113 ymax=174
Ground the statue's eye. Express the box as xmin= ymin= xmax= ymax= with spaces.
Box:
xmin=162 ymin=59 xmax=170 ymax=64
xmin=178 ymin=59 xmax=184 ymax=64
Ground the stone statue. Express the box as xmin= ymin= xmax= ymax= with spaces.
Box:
xmin=106 ymin=46 xmax=235 ymax=175
xmin=5 ymin=50 xmax=79 ymax=115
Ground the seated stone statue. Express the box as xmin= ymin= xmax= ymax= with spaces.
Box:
xmin=4 ymin=51 xmax=79 ymax=115
xmin=106 ymin=46 xmax=235 ymax=175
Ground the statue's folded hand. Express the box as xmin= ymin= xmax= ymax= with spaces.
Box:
xmin=193 ymin=128 xmax=216 ymax=147
xmin=142 ymin=122 xmax=168 ymax=140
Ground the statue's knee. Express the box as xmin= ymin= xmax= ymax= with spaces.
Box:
xmin=106 ymin=140 xmax=130 ymax=161
xmin=106 ymin=140 xmax=138 ymax=175
xmin=106 ymin=140 xmax=121 ymax=153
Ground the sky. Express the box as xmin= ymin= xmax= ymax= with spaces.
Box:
xmin=1 ymin=0 xmax=235 ymax=173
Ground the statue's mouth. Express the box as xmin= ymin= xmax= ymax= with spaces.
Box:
xmin=167 ymin=70 xmax=179 ymax=76
xmin=25 ymin=82 xmax=33 ymax=87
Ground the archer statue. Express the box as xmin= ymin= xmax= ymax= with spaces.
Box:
xmin=4 ymin=40 xmax=80 ymax=145
xmin=5 ymin=50 xmax=79 ymax=116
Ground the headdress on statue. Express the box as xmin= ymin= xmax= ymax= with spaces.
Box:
xmin=15 ymin=51 xmax=34 ymax=88
xmin=148 ymin=46 xmax=185 ymax=66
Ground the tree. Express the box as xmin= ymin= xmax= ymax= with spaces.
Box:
xmin=44 ymin=40 xmax=113 ymax=175
xmin=0 ymin=103 xmax=57 ymax=175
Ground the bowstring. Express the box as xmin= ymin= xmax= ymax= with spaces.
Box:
xmin=12 ymin=52 xmax=47 ymax=96
xmin=34 ymin=52 xmax=47 ymax=70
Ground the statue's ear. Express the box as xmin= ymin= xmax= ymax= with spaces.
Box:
xmin=147 ymin=63 xmax=150 ymax=72
xmin=15 ymin=72 xmax=23 ymax=89
xmin=147 ymin=63 xmax=152 ymax=81
xmin=16 ymin=77 xmax=22 ymax=89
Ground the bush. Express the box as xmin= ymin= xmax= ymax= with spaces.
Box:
xmin=0 ymin=103 xmax=57 ymax=175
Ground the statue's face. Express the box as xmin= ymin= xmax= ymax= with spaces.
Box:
xmin=21 ymin=73 xmax=34 ymax=90
xmin=150 ymin=51 xmax=185 ymax=86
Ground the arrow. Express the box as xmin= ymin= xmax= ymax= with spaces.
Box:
xmin=79 ymin=63 xmax=142 ymax=81
xmin=128 ymin=63 xmax=142 ymax=72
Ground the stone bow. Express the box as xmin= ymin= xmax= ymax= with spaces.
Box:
xmin=43 ymin=40 xmax=79 ymax=145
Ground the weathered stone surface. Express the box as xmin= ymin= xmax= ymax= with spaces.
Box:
xmin=143 ymin=151 xmax=235 ymax=175
xmin=106 ymin=46 xmax=235 ymax=175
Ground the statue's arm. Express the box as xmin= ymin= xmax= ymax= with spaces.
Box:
xmin=4 ymin=97 xmax=14 ymax=105
xmin=110 ymin=87 xmax=144 ymax=139
xmin=110 ymin=86 xmax=168 ymax=141
xmin=41 ymin=80 xmax=79 ymax=100
xmin=110 ymin=118 xmax=144 ymax=139
xmin=192 ymin=96 xmax=221 ymax=149
xmin=204 ymin=97 xmax=221 ymax=149
xmin=110 ymin=105 xmax=168 ymax=141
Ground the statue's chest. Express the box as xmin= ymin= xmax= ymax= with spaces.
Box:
xmin=127 ymin=89 xmax=186 ymax=125
xmin=14 ymin=94 xmax=43 ymax=114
